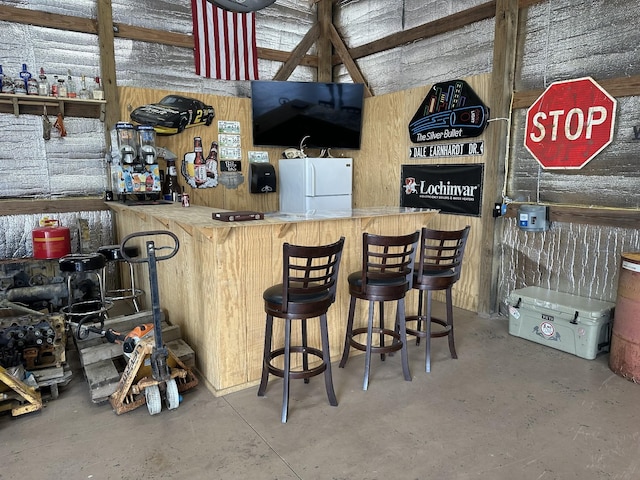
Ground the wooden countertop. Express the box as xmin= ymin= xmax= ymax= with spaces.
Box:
xmin=106 ymin=202 xmax=438 ymax=229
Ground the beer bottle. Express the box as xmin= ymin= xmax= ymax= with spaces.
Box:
xmin=193 ymin=137 xmax=207 ymax=185
xmin=163 ymin=158 xmax=179 ymax=201
xmin=205 ymin=141 xmax=218 ymax=178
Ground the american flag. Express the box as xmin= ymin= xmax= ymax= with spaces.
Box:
xmin=191 ymin=0 xmax=259 ymax=81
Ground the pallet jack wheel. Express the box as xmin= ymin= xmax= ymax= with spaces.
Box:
xmin=145 ymin=384 xmax=162 ymax=415
xmin=165 ymin=378 xmax=180 ymax=410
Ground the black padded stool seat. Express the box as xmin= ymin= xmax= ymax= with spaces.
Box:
xmin=59 ymin=253 xmax=112 ymax=319
xmin=258 ymin=237 xmax=345 ymax=423
xmin=59 ymin=253 xmax=106 ymax=273
xmin=339 ymin=231 xmax=420 ymax=391
xmin=405 ymin=226 xmax=470 ymax=373
xmin=263 ymin=284 xmax=333 ymax=311
xmin=97 ymin=244 xmax=139 ymax=262
xmin=97 ymin=244 xmax=143 ymax=312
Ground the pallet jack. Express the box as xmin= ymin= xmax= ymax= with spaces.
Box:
xmin=75 ymin=320 xmax=155 ymax=355
xmin=105 ymin=230 xmax=198 ymax=415
xmin=0 ymin=366 xmax=43 ymax=416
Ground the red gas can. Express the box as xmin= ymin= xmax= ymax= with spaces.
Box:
xmin=32 ymin=219 xmax=71 ymax=259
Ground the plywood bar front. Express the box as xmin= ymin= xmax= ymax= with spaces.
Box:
xmin=108 ymin=203 xmax=437 ymax=396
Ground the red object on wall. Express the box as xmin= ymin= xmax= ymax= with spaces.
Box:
xmin=524 ymin=77 xmax=617 ymax=170
xmin=32 ymin=220 xmax=71 ymax=259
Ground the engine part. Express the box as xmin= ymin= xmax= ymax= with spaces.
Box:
xmin=0 ymin=314 xmax=66 ymax=369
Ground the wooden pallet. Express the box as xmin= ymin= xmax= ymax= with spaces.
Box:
xmin=33 ymin=365 xmax=73 ymax=401
xmin=74 ymin=310 xmax=196 ymax=404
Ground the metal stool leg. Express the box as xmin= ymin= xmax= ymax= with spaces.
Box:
xmin=128 ymin=261 xmax=141 ymax=312
xmin=59 ymin=253 xmax=112 ymax=339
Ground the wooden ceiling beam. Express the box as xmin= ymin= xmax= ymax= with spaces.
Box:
xmin=342 ymin=2 xmax=497 ymax=63
xmin=273 ymin=22 xmax=321 ymax=81
xmin=327 ymin=24 xmax=372 ymax=97
xmin=0 ymin=4 xmax=97 ymax=33
xmin=330 ymin=0 xmax=546 ymax=66
xmin=513 ymin=74 xmax=640 ymax=108
xmin=0 ymin=4 xmax=318 ymax=66
xmin=258 ymin=47 xmax=317 ymax=67
xmin=97 ymin=0 xmax=119 ymax=134
xmin=316 ymin=0 xmax=334 ymax=82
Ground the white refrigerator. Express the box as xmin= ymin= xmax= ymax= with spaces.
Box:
xmin=278 ymin=157 xmax=353 ymax=214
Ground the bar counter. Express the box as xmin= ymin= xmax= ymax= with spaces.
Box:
xmin=108 ymin=202 xmax=437 ymax=396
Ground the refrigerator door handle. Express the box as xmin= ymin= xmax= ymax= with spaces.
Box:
xmin=306 ymin=162 xmax=316 ymax=196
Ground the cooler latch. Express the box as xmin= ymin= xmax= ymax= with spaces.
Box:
xmin=571 ymin=311 xmax=579 ymax=324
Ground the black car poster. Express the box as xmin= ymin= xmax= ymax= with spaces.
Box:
xmin=408 ymin=80 xmax=489 ymax=144
xmin=401 ymin=164 xmax=484 ymax=216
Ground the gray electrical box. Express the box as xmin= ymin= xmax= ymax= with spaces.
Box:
xmin=518 ymin=205 xmax=549 ymax=231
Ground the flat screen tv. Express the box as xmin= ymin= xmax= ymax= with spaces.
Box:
xmin=251 ymin=80 xmax=365 ymax=150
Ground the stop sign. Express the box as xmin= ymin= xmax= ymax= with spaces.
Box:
xmin=524 ymin=77 xmax=617 ymax=169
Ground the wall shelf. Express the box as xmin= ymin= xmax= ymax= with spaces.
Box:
xmin=0 ymin=93 xmax=106 ymax=121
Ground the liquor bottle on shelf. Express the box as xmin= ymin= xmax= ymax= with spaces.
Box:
xmin=66 ymin=70 xmax=77 ymax=98
xmin=162 ymin=158 xmax=179 ymax=201
xmin=37 ymin=68 xmax=49 ymax=96
xmin=14 ymin=64 xmax=29 ymax=95
xmin=193 ymin=136 xmax=207 ymax=186
xmin=24 ymin=64 xmax=38 ymax=96
xmin=57 ymin=78 xmax=67 ymax=98
xmin=0 ymin=65 xmax=13 ymax=94
xmin=78 ymin=74 xmax=90 ymax=99
xmin=50 ymin=75 xmax=59 ymax=97
xmin=92 ymin=76 xmax=104 ymax=100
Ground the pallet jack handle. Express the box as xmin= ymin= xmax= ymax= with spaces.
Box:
xmin=120 ymin=230 xmax=180 ymax=264
xmin=119 ymin=230 xmax=180 ymax=381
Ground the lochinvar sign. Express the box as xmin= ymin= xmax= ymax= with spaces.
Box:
xmin=408 ymin=80 xmax=489 ymax=144
xmin=524 ymin=77 xmax=617 ymax=170
xmin=401 ymin=164 xmax=484 ymax=216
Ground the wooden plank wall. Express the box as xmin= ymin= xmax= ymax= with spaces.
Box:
xmin=118 ymin=87 xmax=281 ymax=214
xmin=118 ymin=75 xmax=490 ymax=314
xmin=354 ymin=75 xmax=490 ymax=313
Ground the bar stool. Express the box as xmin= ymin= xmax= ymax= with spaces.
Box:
xmin=339 ymin=231 xmax=420 ymax=391
xmin=405 ymin=226 xmax=470 ymax=372
xmin=59 ymin=253 xmax=113 ymax=324
xmin=97 ymin=244 xmax=144 ymax=312
xmin=257 ymin=237 xmax=345 ymax=423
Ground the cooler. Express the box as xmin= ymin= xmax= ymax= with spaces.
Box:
xmin=507 ymin=286 xmax=614 ymax=360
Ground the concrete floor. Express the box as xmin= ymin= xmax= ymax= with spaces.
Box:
xmin=1 ymin=302 xmax=639 ymax=480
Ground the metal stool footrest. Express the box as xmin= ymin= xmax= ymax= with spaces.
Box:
xmin=105 ymin=288 xmax=144 ymax=303
xmin=60 ymin=299 xmax=114 ymax=317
